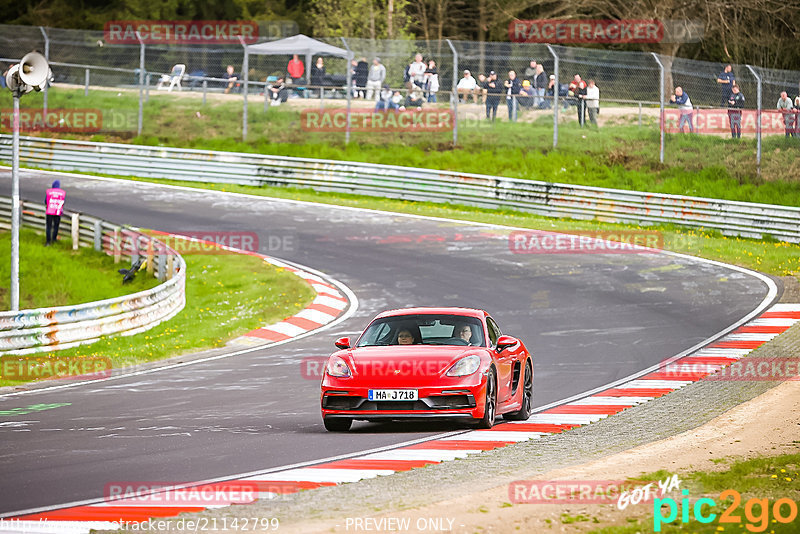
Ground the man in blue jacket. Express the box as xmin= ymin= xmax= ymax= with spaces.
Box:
xmin=670 ymin=87 xmax=694 ymax=133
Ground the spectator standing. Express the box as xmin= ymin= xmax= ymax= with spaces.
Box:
xmin=311 ymin=57 xmax=326 ymax=97
xmin=716 ymin=64 xmax=735 ymax=107
xmin=533 ymin=64 xmax=547 ymax=108
xmin=726 ymin=84 xmax=745 ymax=138
xmin=504 ymin=70 xmax=522 ymax=121
xmin=524 ymin=60 xmax=537 ymax=79
xmin=583 ymin=79 xmax=600 ymax=127
xmin=484 ymin=71 xmax=502 ymax=121
xmin=777 ymin=91 xmax=796 ymax=137
xmin=408 ymin=53 xmax=427 ymax=90
xmin=569 ymin=74 xmax=587 ymax=126
xmin=457 ymin=70 xmax=479 ymax=103
xmin=366 ymin=58 xmax=385 ymax=101
xmin=670 ymin=86 xmax=694 ymax=133
xmin=354 ymin=57 xmax=369 ymax=98
xmin=45 ymin=180 xmax=65 ymax=246
xmin=287 ymin=54 xmax=304 ymax=81
xmin=223 ymin=65 xmax=239 ymax=94
xmin=424 ymin=60 xmax=439 ymax=103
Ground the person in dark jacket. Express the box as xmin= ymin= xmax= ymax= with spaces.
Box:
xmin=504 ymin=70 xmax=522 ymax=121
xmin=484 ymin=71 xmax=502 ymax=122
xmin=45 ymin=180 xmax=66 ymax=246
xmin=311 ymin=57 xmax=326 ymax=97
xmin=726 ymin=84 xmax=745 ymax=138
xmin=354 ymin=57 xmax=368 ymax=98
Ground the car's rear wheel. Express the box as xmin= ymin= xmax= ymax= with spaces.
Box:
xmin=323 ymin=417 xmax=352 ymax=432
xmin=504 ymin=360 xmax=533 ymax=421
xmin=475 ymin=368 xmax=497 ymax=429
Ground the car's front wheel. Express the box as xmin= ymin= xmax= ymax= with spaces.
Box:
xmin=475 ymin=368 xmax=497 ymax=429
xmin=323 ymin=417 xmax=352 ymax=432
xmin=504 ymin=360 xmax=533 ymax=421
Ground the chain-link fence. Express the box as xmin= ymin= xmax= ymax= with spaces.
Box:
xmin=1 ymin=24 xmax=798 ymax=172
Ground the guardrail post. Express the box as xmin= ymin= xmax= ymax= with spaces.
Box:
xmin=94 ymin=219 xmax=102 ymax=251
xmin=651 ymin=52 xmax=665 ymax=164
xmin=146 ymin=239 xmax=154 ymax=275
xmin=84 ymin=68 xmax=90 ymax=96
xmin=71 ymin=212 xmax=79 ymax=250
xmin=546 ymin=44 xmax=559 ymax=149
xmin=446 ymin=39 xmax=458 ymax=146
xmin=113 ymin=228 xmax=121 ymax=263
xmin=745 ymin=65 xmax=762 ymax=175
xmin=167 ymin=254 xmax=174 ymax=280
xmin=157 ymin=252 xmax=165 ymax=280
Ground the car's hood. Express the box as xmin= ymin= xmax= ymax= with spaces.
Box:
xmin=338 ymin=345 xmax=484 ymax=380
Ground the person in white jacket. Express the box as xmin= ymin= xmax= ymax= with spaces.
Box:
xmin=583 ymin=79 xmax=600 ymax=127
xmin=457 ymin=70 xmax=479 ymax=103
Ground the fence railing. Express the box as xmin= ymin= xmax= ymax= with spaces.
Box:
xmin=0 ymin=195 xmax=186 ymax=354
xmin=1 ymin=135 xmax=798 ymax=244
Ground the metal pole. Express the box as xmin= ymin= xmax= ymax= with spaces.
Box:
xmin=136 ymin=31 xmax=144 ymax=137
xmin=446 ymin=39 xmax=458 ymax=146
xmin=145 ymin=73 xmax=151 ymax=102
xmin=264 ymin=81 xmax=269 ymax=112
xmin=547 ymin=45 xmax=558 ymax=149
xmin=39 ymin=27 xmax=49 ymax=118
xmin=341 ymin=37 xmax=353 ymax=145
xmin=10 ymin=91 xmax=20 ymax=310
xmin=84 ymin=68 xmax=89 ymax=96
xmin=202 ymin=79 xmax=207 ymax=106
xmin=638 ymin=102 xmax=642 ymax=128
xmin=746 ymin=65 xmax=762 ymax=174
xmin=651 ymin=52 xmax=665 ymax=163
xmin=240 ymin=36 xmax=249 ymax=141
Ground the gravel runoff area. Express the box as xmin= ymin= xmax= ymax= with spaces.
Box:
xmin=101 ymin=285 xmax=800 ymax=533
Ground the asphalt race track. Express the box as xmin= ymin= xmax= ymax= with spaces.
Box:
xmin=0 ymin=170 xmax=776 ymax=515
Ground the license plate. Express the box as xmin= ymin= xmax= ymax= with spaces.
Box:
xmin=368 ymin=389 xmax=418 ymax=401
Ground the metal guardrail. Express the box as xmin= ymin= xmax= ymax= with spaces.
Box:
xmin=0 ymin=195 xmax=186 ymax=354
xmin=1 ymin=135 xmax=798 ymax=243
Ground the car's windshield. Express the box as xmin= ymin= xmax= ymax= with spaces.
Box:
xmin=356 ymin=314 xmax=486 ymax=347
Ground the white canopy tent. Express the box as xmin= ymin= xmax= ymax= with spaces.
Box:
xmin=245 ymin=34 xmax=350 ymax=84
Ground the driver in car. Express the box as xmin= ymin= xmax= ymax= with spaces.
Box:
xmin=456 ymin=324 xmax=473 ymax=344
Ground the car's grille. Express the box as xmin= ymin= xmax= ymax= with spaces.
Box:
xmin=323 ymin=395 xmax=475 ymax=411
xmin=322 ymin=395 xmax=361 ymax=410
xmin=427 ymin=395 xmax=475 ymax=409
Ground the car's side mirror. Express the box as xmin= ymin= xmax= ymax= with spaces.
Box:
xmin=496 ymin=335 xmax=518 ymax=352
xmin=334 ymin=337 xmax=351 ymax=350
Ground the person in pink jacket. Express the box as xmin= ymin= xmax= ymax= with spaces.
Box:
xmin=45 ymin=180 xmax=65 ymax=246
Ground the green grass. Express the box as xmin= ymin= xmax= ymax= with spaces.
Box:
xmin=2 ymin=87 xmax=800 ymax=208
xmin=592 ymin=453 xmax=800 ymax=533
xmin=65 ymin=174 xmax=800 ymax=278
xmin=0 ymin=232 xmax=316 ymax=387
xmin=0 ymin=228 xmax=160 ymax=309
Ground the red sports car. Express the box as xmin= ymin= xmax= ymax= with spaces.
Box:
xmin=320 ymin=307 xmax=534 ymax=432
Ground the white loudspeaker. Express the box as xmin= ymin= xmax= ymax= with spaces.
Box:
xmin=5 ymin=65 xmax=33 ymax=94
xmin=19 ymin=52 xmax=50 ymax=91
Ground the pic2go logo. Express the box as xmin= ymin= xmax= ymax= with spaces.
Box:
xmin=654 ymin=489 xmax=798 ymax=532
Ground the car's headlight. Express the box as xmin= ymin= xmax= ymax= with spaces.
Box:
xmin=446 ymin=355 xmax=481 ymax=377
xmin=326 ymin=356 xmax=352 ymax=378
